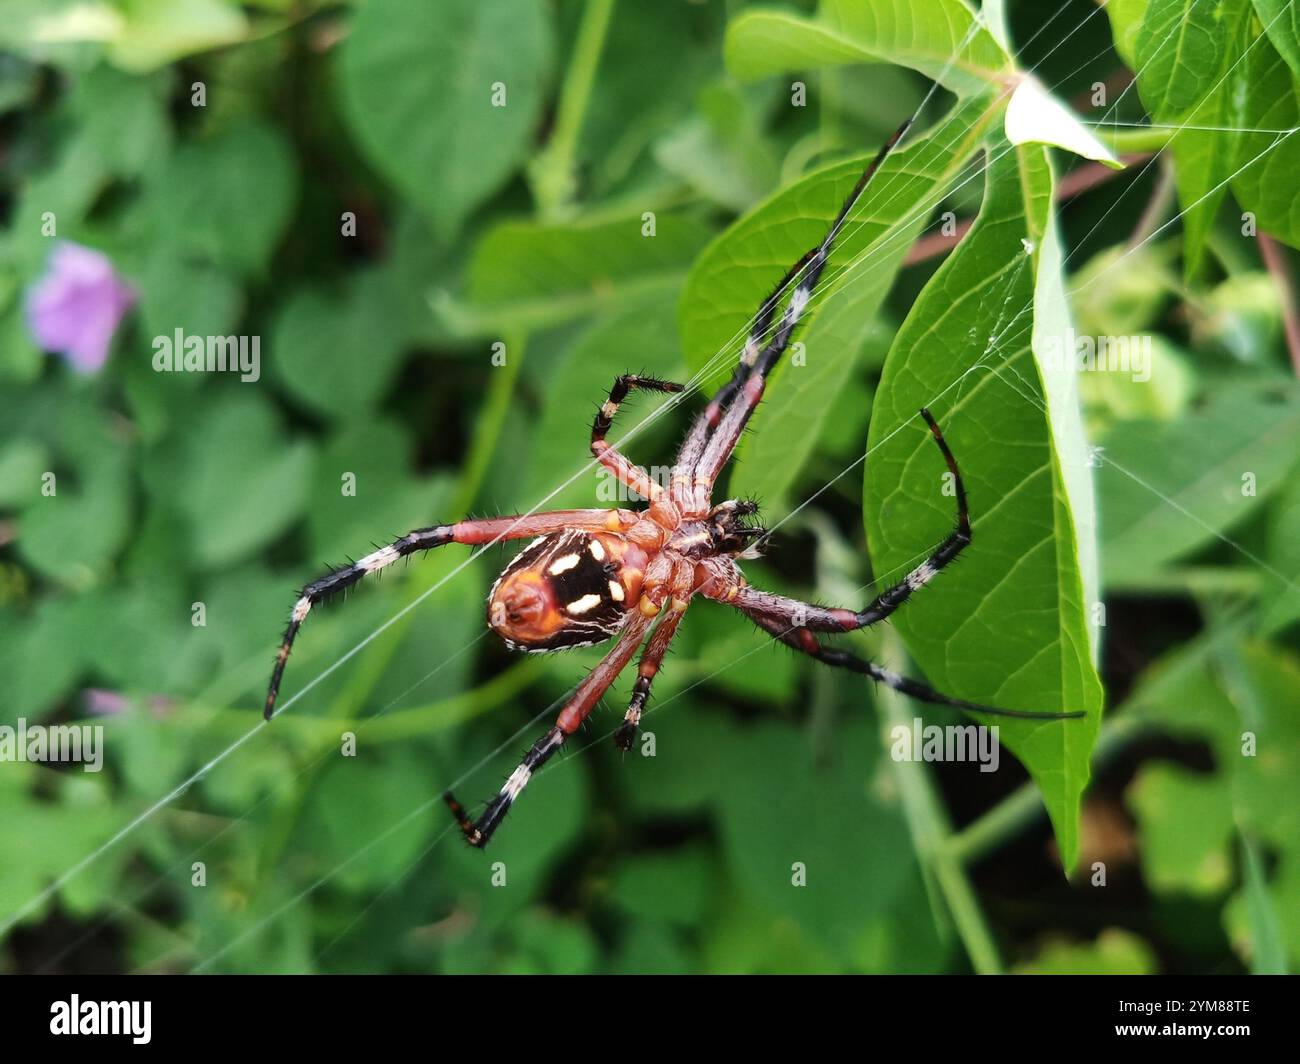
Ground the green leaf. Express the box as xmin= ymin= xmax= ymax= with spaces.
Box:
xmin=306 ymin=751 xmax=438 ymax=893
xmin=12 ymin=0 xmax=250 ymax=72
xmin=306 ymin=419 xmax=440 ymax=565
xmin=1238 ymin=834 xmax=1288 ymax=973
xmin=864 ymin=138 xmax=1104 ymax=871
xmin=272 ymin=270 xmax=410 ymax=420
xmin=1260 ymin=476 xmax=1300 ymax=633
xmin=18 ymin=468 xmax=131 ymax=589
xmin=148 ymin=391 xmax=315 ymax=570
xmin=1129 ymin=638 xmax=1300 ymax=969
xmin=1252 ymin=0 xmax=1300 ymax=77
xmin=1096 ymin=383 xmax=1300 ymax=584
xmin=453 ymin=207 xmax=713 ymax=335
xmin=724 ymin=0 xmax=1009 ymax=97
xmin=70 ymin=64 xmax=171 ymax=177
xmin=681 ymin=95 xmax=1002 ymax=507
xmin=576 ymin=0 xmax=726 ymax=197
xmin=106 ymin=0 xmax=249 ymax=72
xmin=711 ymin=717 xmax=915 ymax=960
xmin=1112 ymin=0 xmax=1256 ymax=273
xmin=136 ymin=253 xmax=243 ymax=344
xmin=339 ymin=0 xmax=554 ymax=239
xmin=1014 ymin=928 xmax=1158 ymax=974
xmin=609 ymin=846 xmax=713 ymax=926
xmin=1229 ymin=33 xmax=1300 ymax=249
xmin=654 ymin=82 xmax=780 ymax=212
xmin=1129 ymin=763 xmax=1235 ymax=893
xmin=148 ymin=116 xmax=298 ymax=279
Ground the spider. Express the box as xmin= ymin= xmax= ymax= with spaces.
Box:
xmin=263 ymin=120 xmax=1083 ymax=848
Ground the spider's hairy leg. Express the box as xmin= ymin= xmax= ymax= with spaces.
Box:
xmin=686 ymin=119 xmax=912 ymax=505
xmin=590 ymin=374 xmax=683 ymax=506
xmin=264 ymin=508 xmax=638 ymax=720
xmin=842 ymin=407 xmax=973 ymax=628
xmin=672 ymin=252 xmax=814 ymax=484
xmin=740 ymin=609 xmax=1084 ymax=721
xmin=444 ymin=612 xmax=654 ymax=847
xmin=705 ymin=409 xmax=969 ymax=634
xmin=614 ymin=595 xmax=690 ymax=751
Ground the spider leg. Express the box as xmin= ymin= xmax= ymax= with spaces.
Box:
xmin=265 ymin=508 xmax=638 ymax=719
xmin=736 ymin=606 xmax=1083 ymax=721
xmin=672 ymin=253 xmax=814 ymax=496
xmin=708 ymin=409 xmax=969 ymax=631
xmin=591 ymin=374 xmax=683 ymax=504
xmin=614 ymin=598 xmax=690 ymax=751
xmin=444 ymin=612 xmax=654 ymax=847
xmin=685 ymin=120 xmax=911 ymax=509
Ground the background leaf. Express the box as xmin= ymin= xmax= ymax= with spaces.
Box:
xmin=725 ymin=0 xmax=1009 ymax=96
xmin=339 ymin=0 xmax=554 ymax=240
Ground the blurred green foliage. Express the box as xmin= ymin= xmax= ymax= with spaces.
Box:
xmin=0 ymin=0 xmax=1297 ymax=975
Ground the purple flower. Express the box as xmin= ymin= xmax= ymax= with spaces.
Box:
xmin=26 ymin=242 xmax=135 ymax=373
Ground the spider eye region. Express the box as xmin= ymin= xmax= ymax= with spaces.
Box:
xmin=487 ymin=530 xmax=644 ymax=652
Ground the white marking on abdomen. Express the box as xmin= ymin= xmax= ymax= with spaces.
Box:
xmin=566 ymin=593 xmax=602 ymax=615
xmin=548 ymin=552 xmax=580 ymax=575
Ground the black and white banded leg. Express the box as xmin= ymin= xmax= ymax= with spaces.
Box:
xmin=444 ymin=611 xmax=654 ymax=847
xmin=746 ymin=619 xmax=1083 ymax=720
xmin=266 ymin=526 xmax=454 ymax=719
xmin=445 ymin=727 xmax=566 ymax=847
xmin=701 ymin=408 xmax=969 ymax=637
xmin=590 ymin=375 xmax=684 ymax=504
xmin=265 ymin=509 xmax=639 ymax=719
xmin=689 ymin=120 xmax=913 ymax=494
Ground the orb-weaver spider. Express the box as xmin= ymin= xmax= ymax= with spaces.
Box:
xmin=264 ymin=120 xmax=1083 ymax=848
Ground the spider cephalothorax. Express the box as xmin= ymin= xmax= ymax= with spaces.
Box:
xmin=263 ymin=119 xmax=1082 ymax=848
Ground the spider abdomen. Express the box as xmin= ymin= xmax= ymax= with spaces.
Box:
xmin=487 ymin=529 xmax=646 ymax=652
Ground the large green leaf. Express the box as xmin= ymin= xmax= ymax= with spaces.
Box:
xmin=725 ymin=0 xmax=1009 ymax=97
xmin=451 ymin=207 xmax=714 ymax=335
xmin=681 ymin=94 xmax=1002 ymax=507
xmin=1138 ymin=0 xmax=1255 ymax=273
xmin=338 ymin=0 xmax=554 ymax=240
xmin=271 ymin=269 xmax=411 ymax=421
xmin=1108 ymin=0 xmax=1300 ymax=265
xmin=1253 ymin=0 xmax=1300 ymax=76
xmin=863 ymin=138 xmax=1104 ymax=871
xmin=1229 ymin=31 xmax=1300 ymax=248
xmin=1096 ymin=383 xmax=1300 ymax=583
xmin=147 ymin=115 xmax=297 ymax=280
xmin=1129 ymin=639 xmax=1300 ymax=969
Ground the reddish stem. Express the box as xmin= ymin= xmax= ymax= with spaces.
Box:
xmin=1257 ymin=232 xmax=1300 ymax=377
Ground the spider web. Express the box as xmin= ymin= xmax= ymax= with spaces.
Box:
xmin=10 ymin=0 xmax=1300 ymax=971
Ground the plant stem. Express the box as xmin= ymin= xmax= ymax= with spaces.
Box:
xmin=878 ymin=632 xmax=1003 ymax=974
xmin=1104 ymin=566 xmax=1262 ymax=597
xmin=1258 ymin=232 xmax=1300 ymax=377
xmin=530 ymin=0 xmax=616 ymax=217
xmin=1091 ymin=125 xmax=1176 ymax=154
